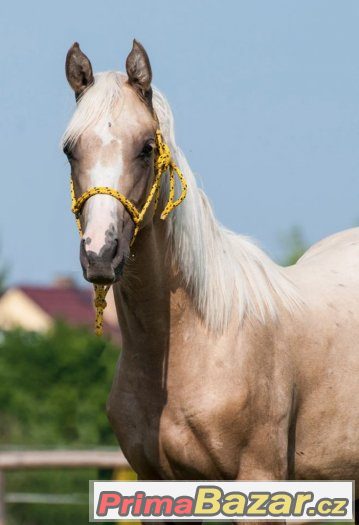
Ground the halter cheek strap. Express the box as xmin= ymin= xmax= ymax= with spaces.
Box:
xmin=70 ymin=129 xmax=187 ymax=336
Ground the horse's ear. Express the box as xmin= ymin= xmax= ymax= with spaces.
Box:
xmin=65 ymin=42 xmax=94 ymax=99
xmin=126 ymin=39 xmax=152 ymax=104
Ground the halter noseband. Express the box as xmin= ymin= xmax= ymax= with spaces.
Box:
xmin=70 ymin=129 xmax=187 ymax=336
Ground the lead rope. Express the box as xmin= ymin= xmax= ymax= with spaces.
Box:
xmin=70 ymin=129 xmax=187 ymax=336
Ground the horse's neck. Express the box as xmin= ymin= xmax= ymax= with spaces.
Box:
xmin=113 ymin=218 xmax=174 ymax=355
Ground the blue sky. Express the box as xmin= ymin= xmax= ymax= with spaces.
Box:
xmin=1 ymin=0 xmax=359 ymax=284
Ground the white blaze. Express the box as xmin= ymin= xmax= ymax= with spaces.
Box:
xmin=83 ymin=124 xmax=123 ymax=254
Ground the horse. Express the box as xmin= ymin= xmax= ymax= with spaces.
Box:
xmin=62 ymin=40 xmax=359 ymax=523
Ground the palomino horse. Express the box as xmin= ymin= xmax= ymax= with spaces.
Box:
xmin=63 ymin=40 xmax=359 ymax=522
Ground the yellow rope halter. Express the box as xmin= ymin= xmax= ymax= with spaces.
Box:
xmin=70 ymin=129 xmax=187 ymax=336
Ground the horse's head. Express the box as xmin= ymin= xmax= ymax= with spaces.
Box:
xmin=63 ymin=40 xmax=158 ymax=284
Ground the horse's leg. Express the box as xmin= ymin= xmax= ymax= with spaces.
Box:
xmin=231 ymin=439 xmax=288 ymax=525
xmin=136 ymin=476 xmax=203 ymax=525
xmin=141 ymin=520 xmax=202 ymax=525
xmin=162 ymin=522 xmax=202 ymax=525
xmin=232 ymin=516 xmax=286 ymax=525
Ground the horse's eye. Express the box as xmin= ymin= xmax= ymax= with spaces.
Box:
xmin=140 ymin=141 xmax=154 ymax=158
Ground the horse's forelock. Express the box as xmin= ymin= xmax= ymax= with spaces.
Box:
xmin=62 ymin=71 xmax=127 ymax=148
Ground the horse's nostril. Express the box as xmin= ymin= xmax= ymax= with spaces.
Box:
xmin=80 ymin=238 xmax=89 ymax=267
xmin=110 ymin=238 xmax=118 ymax=259
xmin=79 ymin=236 xmax=124 ymax=284
xmin=80 ymin=238 xmax=119 ymax=267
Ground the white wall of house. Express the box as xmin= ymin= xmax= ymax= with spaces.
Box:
xmin=0 ymin=289 xmax=52 ymax=331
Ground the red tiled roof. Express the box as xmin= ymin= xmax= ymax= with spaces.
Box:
xmin=18 ymin=285 xmax=120 ymax=340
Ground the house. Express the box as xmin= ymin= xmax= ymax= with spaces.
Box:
xmin=0 ymin=277 xmax=121 ymax=342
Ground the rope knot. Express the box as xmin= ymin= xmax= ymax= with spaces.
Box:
xmin=92 ymin=284 xmax=110 ymax=336
xmin=155 ymin=143 xmax=171 ymax=173
xmin=94 ymin=295 xmax=107 ymax=311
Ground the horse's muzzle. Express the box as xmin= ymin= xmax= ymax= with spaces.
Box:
xmin=80 ymin=238 xmax=125 ymax=284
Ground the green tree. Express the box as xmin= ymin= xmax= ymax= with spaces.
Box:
xmin=279 ymin=225 xmax=308 ymax=266
xmin=0 ymin=242 xmax=8 ymax=295
xmin=0 ymin=322 xmax=119 ymax=525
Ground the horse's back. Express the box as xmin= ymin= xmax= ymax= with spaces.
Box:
xmin=286 ymin=227 xmax=359 ymax=291
xmin=296 ymin=227 xmax=359 ymax=266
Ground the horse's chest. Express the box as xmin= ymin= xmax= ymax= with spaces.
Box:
xmin=109 ymin=381 xmax=240 ymax=480
xmin=108 ymin=384 xmax=166 ymax=478
xmin=157 ymin=406 xmax=239 ymax=479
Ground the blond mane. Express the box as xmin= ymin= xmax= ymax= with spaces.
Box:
xmin=63 ymin=72 xmax=303 ymax=332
